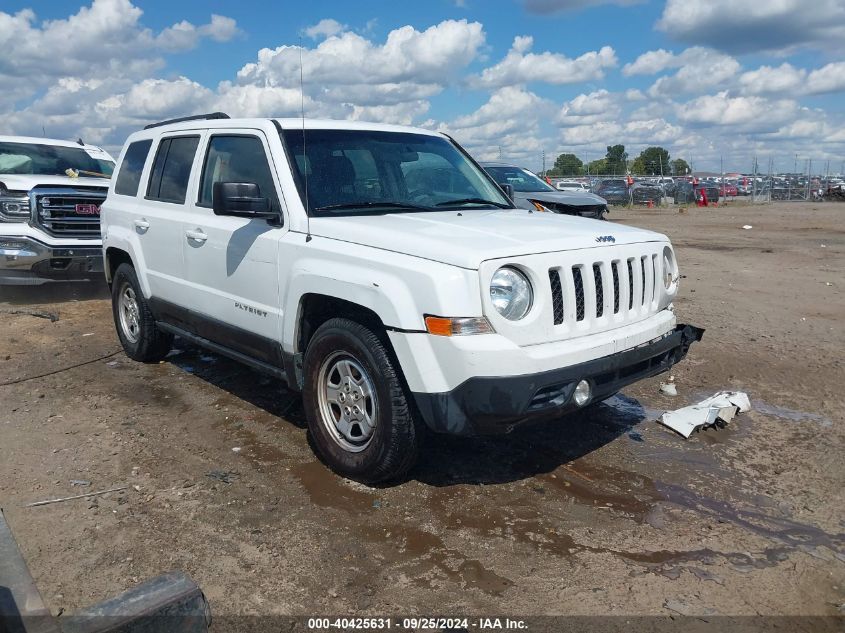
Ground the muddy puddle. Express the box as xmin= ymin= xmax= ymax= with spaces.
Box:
xmin=356 ymin=523 xmax=513 ymax=596
xmin=752 ymin=399 xmax=833 ymax=427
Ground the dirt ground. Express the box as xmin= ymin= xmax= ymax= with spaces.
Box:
xmin=1 ymin=202 xmax=843 ymax=623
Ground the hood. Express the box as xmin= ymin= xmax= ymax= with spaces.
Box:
xmin=515 ymin=189 xmax=607 ymax=207
xmin=309 ymin=208 xmax=667 ymax=269
xmin=0 ymin=174 xmax=110 ymax=192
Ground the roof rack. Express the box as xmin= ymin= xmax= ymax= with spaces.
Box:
xmin=144 ymin=112 xmax=230 ymax=130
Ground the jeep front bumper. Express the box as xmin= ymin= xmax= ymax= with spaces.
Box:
xmin=409 ymin=323 xmax=704 ymax=435
xmin=0 ymin=236 xmax=103 ymax=285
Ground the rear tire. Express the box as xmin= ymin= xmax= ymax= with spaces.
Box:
xmin=302 ymin=317 xmax=422 ymax=484
xmin=111 ymin=263 xmax=172 ymax=362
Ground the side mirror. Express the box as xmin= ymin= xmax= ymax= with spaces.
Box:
xmin=500 ymin=183 xmax=515 ymax=200
xmin=212 ymin=182 xmax=274 ymax=218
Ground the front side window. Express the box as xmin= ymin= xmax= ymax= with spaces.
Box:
xmin=199 ymin=135 xmax=280 ymax=213
xmin=484 ymin=166 xmax=554 ymax=193
xmin=114 ymin=140 xmax=152 ymax=196
xmin=281 ymin=129 xmax=511 ymax=216
xmin=146 ymin=136 xmax=200 ymax=204
xmin=0 ymin=142 xmax=114 ymax=177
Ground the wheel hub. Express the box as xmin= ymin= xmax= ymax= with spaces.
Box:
xmin=317 ymin=353 xmax=377 ymax=453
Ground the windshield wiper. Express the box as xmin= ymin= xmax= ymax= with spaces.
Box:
xmin=434 ymin=197 xmax=510 ymax=209
xmin=312 ymin=201 xmax=433 ymax=213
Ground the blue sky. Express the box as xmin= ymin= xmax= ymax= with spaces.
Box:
xmin=1 ymin=0 xmax=844 ymax=172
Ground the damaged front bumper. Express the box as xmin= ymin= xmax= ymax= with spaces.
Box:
xmin=412 ymin=323 xmax=704 ymax=435
xmin=0 ymin=236 xmax=103 ymax=285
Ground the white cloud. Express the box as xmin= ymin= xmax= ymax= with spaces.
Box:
xmin=303 ymin=18 xmax=347 ymax=40
xmin=239 ymin=20 xmax=484 ymax=88
xmin=438 ymin=87 xmax=552 ymax=162
xmin=806 ymin=62 xmax=845 ymax=95
xmin=656 ymin=0 xmax=845 ymax=54
xmin=468 ymin=36 xmax=617 ymax=88
xmin=623 ymin=49 xmax=677 ymax=76
xmin=676 ymin=92 xmax=799 ymax=128
xmin=557 ymin=89 xmax=620 ymax=125
xmin=642 ymin=48 xmax=741 ymax=98
xmin=0 ymin=0 xmax=238 ymax=84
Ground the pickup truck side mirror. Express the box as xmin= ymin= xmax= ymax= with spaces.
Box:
xmin=500 ymin=183 xmax=515 ymax=201
xmin=212 ymin=182 xmax=274 ymax=218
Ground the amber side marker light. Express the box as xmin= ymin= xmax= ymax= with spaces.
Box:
xmin=424 ymin=316 xmax=494 ymax=336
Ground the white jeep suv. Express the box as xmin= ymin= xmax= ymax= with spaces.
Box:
xmin=101 ymin=113 xmax=702 ymax=483
xmin=1 ymin=136 xmax=114 ymax=284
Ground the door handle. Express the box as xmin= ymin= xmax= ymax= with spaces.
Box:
xmin=185 ymin=229 xmax=208 ymax=244
xmin=133 ymin=218 xmax=150 ymax=230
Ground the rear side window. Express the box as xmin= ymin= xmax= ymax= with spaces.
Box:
xmin=199 ymin=135 xmax=280 ymax=213
xmin=114 ymin=140 xmax=152 ymax=196
xmin=146 ymin=136 xmax=200 ymax=204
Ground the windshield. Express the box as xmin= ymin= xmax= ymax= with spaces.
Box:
xmin=0 ymin=142 xmax=114 ymax=177
xmin=484 ymin=166 xmax=555 ymax=193
xmin=281 ymin=129 xmax=511 ymax=216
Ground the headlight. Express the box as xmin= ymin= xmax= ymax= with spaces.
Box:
xmin=0 ymin=192 xmax=30 ymax=222
xmin=530 ymin=200 xmax=551 ymax=212
xmin=662 ymin=246 xmax=676 ymax=289
xmin=490 ymin=266 xmax=533 ymax=320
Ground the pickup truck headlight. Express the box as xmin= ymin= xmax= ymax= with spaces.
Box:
xmin=0 ymin=192 xmax=30 ymax=222
xmin=490 ymin=266 xmax=533 ymax=320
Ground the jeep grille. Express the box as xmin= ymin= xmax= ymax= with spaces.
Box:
xmin=549 ymin=254 xmax=657 ymax=327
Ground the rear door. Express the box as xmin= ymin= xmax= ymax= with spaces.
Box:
xmin=137 ymin=133 xmax=203 ymax=306
xmin=179 ymin=129 xmax=286 ymax=365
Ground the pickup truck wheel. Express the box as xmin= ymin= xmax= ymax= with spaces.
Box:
xmin=303 ymin=318 xmax=421 ymax=484
xmin=111 ymin=263 xmax=172 ymax=362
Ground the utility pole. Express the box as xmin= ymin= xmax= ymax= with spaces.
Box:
xmin=542 ymin=150 xmax=546 ymax=177
xmin=498 ymin=145 xmax=502 ymax=160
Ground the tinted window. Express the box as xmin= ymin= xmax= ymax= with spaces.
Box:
xmin=199 ymin=135 xmax=280 ymax=213
xmin=146 ymin=136 xmax=199 ymax=203
xmin=114 ymin=140 xmax=152 ymax=196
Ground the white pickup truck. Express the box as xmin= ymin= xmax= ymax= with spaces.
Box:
xmin=101 ymin=113 xmax=703 ymax=483
xmin=0 ymin=136 xmax=115 ymax=285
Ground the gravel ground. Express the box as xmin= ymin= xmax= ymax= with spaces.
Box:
xmin=1 ymin=201 xmax=843 ymax=623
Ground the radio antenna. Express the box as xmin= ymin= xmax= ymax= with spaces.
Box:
xmin=299 ymin=37 xmax=311 ymax=243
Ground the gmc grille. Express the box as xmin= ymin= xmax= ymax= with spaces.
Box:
xmin=32 ymin=188 xmax=106 ymax=238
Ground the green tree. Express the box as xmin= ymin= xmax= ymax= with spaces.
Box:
xmin=670 ymin=158 xmax=690 ymax=176
xmin=552 ymin=153 xmax=583 ymax=176
xmin=605 ymin=144 xmax=627 ymax=175
xmin=636 ymin=147 xmax=671 ymax=175
xmin=630 ymin=156 xmax=647 ymax=174
xmin=587 ymin=158 xmax=608 ymax=174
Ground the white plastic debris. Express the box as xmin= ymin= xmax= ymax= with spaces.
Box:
xmin=659 ymin=391 xmax=751 ymax=438
xmin=742 ymin=225 xmax=753 ymax=230
xmin=659 ymin=375 xmax=678 ymax=396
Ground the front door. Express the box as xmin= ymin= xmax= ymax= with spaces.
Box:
xmin=180 ymin=130 xmax=287 ymax=367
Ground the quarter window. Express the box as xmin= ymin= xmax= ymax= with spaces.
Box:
xmin=146 ymin=136 xmax=200 ymax=204
xmin=114 ymin=140 xmax=152 ymax=196
xmin=199 ymin=135 xmax=280 ymax=214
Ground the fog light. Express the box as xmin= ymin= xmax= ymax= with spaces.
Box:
xmin=573 ymin=379 xmax=592 ymax=407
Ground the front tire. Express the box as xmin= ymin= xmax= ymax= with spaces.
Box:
xmin=111 ymin=263 xmax=172 ymax=362
xmin=302 ymin=318 xmax=421 ymax=483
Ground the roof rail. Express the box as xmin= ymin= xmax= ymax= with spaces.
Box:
xmin=143 ymin=112 xmax=230 ymax=130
